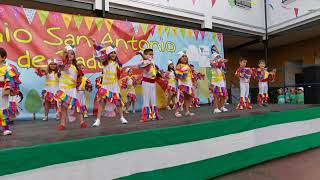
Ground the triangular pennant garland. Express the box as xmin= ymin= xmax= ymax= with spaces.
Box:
xmin=187 ymin=29 xmax=193 ymax=39
xmin=105 ymin=19 xmax=113 ymax=32
xmin=213 ymin=32 xmax=217 ymax=42
xmin=172 ymin=27 xmax=178 ymax=37
xmin=211 ymin=0 xmax=216 ymax=7
xmin=157 ymin=25 xmax=164 ymax=36
xmin=193 ymin=29 xmax=200 ymax=40
xmin=141 ymin=23 xmax=149 ymax=35
xmin=73 ymin=15 xmax=83 ymax=29
xmin=84 ymin=16 xmax=94 ymax=30
xmin=165 ymin=26 xmax=170 ymax=36
xmin=181 ymin=28 xmax=186 ymax=38
xmin=217 ymin=33 xmax=223 ymax=42
xmin=37 ymin=10 xmax=49 ymax=26
xmin=62 ymin=13 xmax=72 ymax=29
xmin=23 ymin=8 xmax=36 ymax=24
xmin=294 ymin=8 xmax=299 ymax=17
xmin=95 ymin=17 xmax=103 ymax=31
xmin=200 ymin=31 xmax=206 ymax=40
xmin=150 ymin=24 xmax=156 ymax=36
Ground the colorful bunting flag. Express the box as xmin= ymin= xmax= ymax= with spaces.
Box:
xmin=181 ymin=28 xmax=186 ymax=38
xmin=172 ymin=27 xmax=178 ymax=37
xmin=213 ymin=32 xmax=217 ymax=42
xmin=73 ymin=15 xmax=83 ymax=29
xmin=294 ymin=8 xmax=299 ymax=17
xmin=187 ymin=29 xmax=193 ymax=39
xmin=150 ymin=24 xmax=156 ymax=36
xmin=165 ymin=26 xmax=170 ymax=36
xmin=105 ymin=19 xmax=113 ymax=32
xmin=62 ymin=13 xmax=72 ymax=29
xmin=157 ymin=25 xmax=164 ymax=36
xmin=141 ymin=23 xmax=149 ymax=35
xmin=95 ymin=17 xmax=103 ymax=31
xmin=23 ymin=8 xmax=36 ymax=24
xmin=194 ymin=29 xmax=200 ymax=40
xmin=84 ymin=16 xmax=94 ymax=30
xmin=37 ymin=10 xmax=49 ymax=26
xmin=217 ymin=33 xmax=222 ymax=42
xmin=211 ymin=0 xmax=216 ymax=7
xmin=200 ymin=31 xmax=206 ymax=40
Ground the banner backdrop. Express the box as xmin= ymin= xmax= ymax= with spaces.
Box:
xmin=0 ymin=4 xmax=224 ymax=120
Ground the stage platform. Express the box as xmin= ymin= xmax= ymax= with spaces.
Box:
xmin=1 ymin=104 xmax=315 ymax=149
xmin=1 ymin=104 xmax=320 ymax=180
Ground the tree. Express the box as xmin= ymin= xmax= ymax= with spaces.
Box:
xmin=25 ymin=89 xmax=42 ymax=120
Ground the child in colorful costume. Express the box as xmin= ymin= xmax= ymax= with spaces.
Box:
xmin=190 ymin=64 xmax=205 ymax=108
xmin=164 ymin=60 xmax=177 ymax=110
xmin=35 ymin=58 xmax=60 ymax=121
xmin=0 ymin=48 xmax=21 ymax=135
xmin=76 ymin=62 xmax=92 ymax=118
xmin=175 ymin=50 xmax=195 ymax=117
xmin=235 ymin=58 xmax=254 ymax=110
xmin=122 ymin=68 xmax=139 ymax=113
xmin=92 ymin=43 xmax=128 ymax=126
xmin=55 ymin=45 xmax=87 ymax=130
xmin=209 ymin=45 xmax=228 ymax=113
xmin=254 ymin=60 xmax=276 ymax=106
xmin=136 ymin=49 xmax=162 ymax=122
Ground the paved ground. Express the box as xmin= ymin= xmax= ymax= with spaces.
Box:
xmin=214 ymin=147 xmax=320 ymax=180
xmin=0 ymin=104 xmax=314 ymax=149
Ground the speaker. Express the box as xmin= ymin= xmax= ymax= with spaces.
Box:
xmin=303 ymin=66 xmax=320 ymax=104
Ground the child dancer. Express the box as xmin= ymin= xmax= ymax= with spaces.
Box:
xmin=175 ymin=50 xmax=195 ymax=117
xmin=288 ymin=87 xmax=297 ymax=104
xmin=255 ymin=60 xmax=276 ymax=106
xmin=55 ymin=45 xmax=86 ymax=130
xmin=35 ymin=58 xmax=60 ymax=121
xmin=76 ymin=62 xmax=92 ymax=118
xmin=6 ymin=63 xmax=22 ymax=121
xmin=122 ymin=68 xmax=139 ymax=113
xmin=190 ymin=64 xmax=205 ymax=108
xmin=92 ymin=43 xmax=128 ymax=126
xmin=136 ymin=49 xmax=162 ymax=122
xmin=165 ymin=60 xmax=177 ymax=110
xmin=296 ymin=87 xmax=304 ymax=104
xmin=277 ymin=88 xmax=285 ymax=104
xmin=0 ymin=48 xmax=20 ymax=135
xmin=235 ymin=58 xmax=253 ymax=110
xmin=209 ymin=45 xmax=228 ymax=113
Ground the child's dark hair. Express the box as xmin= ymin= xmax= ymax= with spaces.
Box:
xmin=0 ymin=48 xmax=7 ymax=59
xmin=143 ymin=49 xmax=153 ymax=54
xmin=239 ymin=57 xmax=247 ymax=62
xmin=167 ymin=63 xmax=175 ymax=71
xmin=258 ymin=59 xmax=266 ymax=64
xmin=189 ymin=64 xmax=194 ymax=68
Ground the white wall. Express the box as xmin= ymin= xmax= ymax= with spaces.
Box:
xmin=94 ymin=0 xmax=266 ymax=35
xmin=267 ymin=0 xmax=320 ymax=34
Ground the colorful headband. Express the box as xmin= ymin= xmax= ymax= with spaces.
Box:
xmin=47 ymin=58 xmax=57 ymax=65
xmin=64 ymin=44 xmax=76 ymax=53
xmin=177 ymin=50 xmax=187 ymax=59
